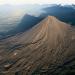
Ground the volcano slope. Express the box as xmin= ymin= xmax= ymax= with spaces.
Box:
xmin=0 ymin=16 xmax=75 ymax=75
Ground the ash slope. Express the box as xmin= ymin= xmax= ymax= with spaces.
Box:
xmin=0 ymin=16 xmax=75 ymax=75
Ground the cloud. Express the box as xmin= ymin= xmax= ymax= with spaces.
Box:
xmin=0 ymin=0 xmax=75 ymax=5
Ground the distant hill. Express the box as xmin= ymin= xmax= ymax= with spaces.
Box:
xmin=40 ymin=5 xmax=75 ymax=25
xmin=7 ymin=14 xmax=42 ymax=35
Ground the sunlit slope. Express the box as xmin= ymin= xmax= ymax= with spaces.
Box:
xmin=0 ymin=16 xmax=75 ymax=75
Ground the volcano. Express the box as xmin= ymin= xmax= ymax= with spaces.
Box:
xmin=0 ymin=16 xmax=75 ymax=75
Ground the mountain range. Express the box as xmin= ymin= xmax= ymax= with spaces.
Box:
xmin=0 ymin=4 xmax=75 ymax=40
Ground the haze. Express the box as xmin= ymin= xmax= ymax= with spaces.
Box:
xmin=0 ymin=0 xmax=75 ymax=5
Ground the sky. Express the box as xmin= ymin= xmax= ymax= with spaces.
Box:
xmin=0 ymin=0 xmax=75 ymax=5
